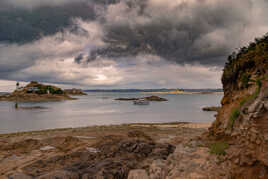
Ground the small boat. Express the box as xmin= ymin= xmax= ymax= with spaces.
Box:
xmin=133 ymin=99 xmax=150 ymax=105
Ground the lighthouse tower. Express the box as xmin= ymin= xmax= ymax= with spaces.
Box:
xmin=16 ymin=82 xmax=20 ymax=90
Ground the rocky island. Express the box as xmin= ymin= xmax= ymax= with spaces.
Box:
xmin=0 ymin=81 xmax=74 ymax=102
xmin=115 ymin=96 xmax=168 ymax=102
xmin=202 ymin=106 xmax=221 ymax=112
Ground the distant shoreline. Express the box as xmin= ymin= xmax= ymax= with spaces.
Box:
xmin=141 ymin=91 xmax=224 ymax=95
xmin=84 ymin=89 xmax=223 ymax=93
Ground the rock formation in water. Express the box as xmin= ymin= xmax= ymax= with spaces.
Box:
xmin=64 ymin=88 xmax=87 ymax=96
xmin=115 ymin=96 xmax=168 ymax=102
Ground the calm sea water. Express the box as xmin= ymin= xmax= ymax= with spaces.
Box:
xmin=0 ymin=92 xmax=222 ymax=134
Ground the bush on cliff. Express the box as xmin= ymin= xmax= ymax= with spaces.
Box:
xmin=222 ymin=33 xmax=268 ymax=92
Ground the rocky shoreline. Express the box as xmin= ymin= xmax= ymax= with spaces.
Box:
xmin=0 ymin=122 xmax=230 ymax=179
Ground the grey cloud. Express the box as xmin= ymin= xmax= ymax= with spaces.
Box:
xmin=1 ymin=0 xmax=268 ymax=88
xmin=87 ymin=0 xmax=257 ymax=66
xmin=1 ymin=0 xmax=86 ymax=9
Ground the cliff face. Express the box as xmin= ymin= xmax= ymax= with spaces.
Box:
xmin=209 ymin=34 xmax=268 ymax=178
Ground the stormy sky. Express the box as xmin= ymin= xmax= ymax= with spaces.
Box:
xmin=0 ymin=0 xmax=268 ymax=91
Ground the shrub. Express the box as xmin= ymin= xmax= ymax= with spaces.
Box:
xmin=54 ymin=89 xmax=64 ymax=94
xmin=256 ymin=79 xmax=262 ymax=89
xmin=209 ymin=141 xmax=229 ymax=155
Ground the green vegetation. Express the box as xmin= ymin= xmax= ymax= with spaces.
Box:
xmin=241 ymin=73 xmax=250 ymax=88
xmin=209 ymin=141 xmax=229 ymax=155
xmin=230 ymin=78 xmax=264 ymax=129
xmin=228 ymin=108 xmax=240 ymax=129
xmin=36 ymin=85 xmax=63 ymax=95
xmin=222 ymin=33 xmax=268 ymax=91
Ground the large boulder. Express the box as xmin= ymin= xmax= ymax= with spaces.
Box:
xmin=127 ymin=170 xmax=149 ymax=179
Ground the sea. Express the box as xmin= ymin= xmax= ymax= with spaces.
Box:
xmin=0 ymin=92 xmax=223 ymax=134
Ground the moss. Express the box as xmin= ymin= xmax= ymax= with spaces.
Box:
xmin=209 ymin=141 xmax=229 ymax=155
xmin=256 ymin=79 xmax=262 ymax=89
xmin=240 ymin=98 xmax=247 ymax=106
xmin=239 ymin=78 xmax=263 ymax=112
xmin=241 ymin=73 xmax=250 ymax=89
xmin=228 ymin=108 xmax=240 ymax=129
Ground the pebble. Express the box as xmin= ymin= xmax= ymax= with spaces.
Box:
xmin=40 ymin=146 xmax=55 ymax=151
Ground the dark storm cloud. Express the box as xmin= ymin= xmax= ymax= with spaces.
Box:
xmin=1 ymin=0 xmax=268 ymax=88
xmin=84 ymin=0 xmax=256 ymax=66
xmin=0 ymin=0 xmax=86 ymax=9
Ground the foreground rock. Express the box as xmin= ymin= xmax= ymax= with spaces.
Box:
xmin=0 ymin=123 xmax=212 ymax=179
xmin=0 ymin=81 xmax=74 ymax=102
xmin=115 ymin=96 xmax=168 ymax=102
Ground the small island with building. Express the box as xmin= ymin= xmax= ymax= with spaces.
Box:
xmin=0 ymin=81 xmax=75 ymax=102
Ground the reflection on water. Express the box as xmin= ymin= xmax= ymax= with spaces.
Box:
xmin=0 ymin=92 xmax=223 ymax=134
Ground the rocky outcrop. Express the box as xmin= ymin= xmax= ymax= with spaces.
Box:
xmin=207 ymin=34 xmax=268 ymax=178
xmin=202 ymin=106 xmax=221 ymax=112
xmin=4 ymin=131 xmax=174 ymax=179
xmin=64 ymin=88 xmax=87 ymax=96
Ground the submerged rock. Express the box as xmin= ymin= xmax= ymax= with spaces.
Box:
xmin=144 ymin=96 xmax=168 ymax=101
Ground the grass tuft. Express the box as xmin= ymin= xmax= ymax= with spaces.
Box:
xmin=209 ymin=141 xmax=229 ymax=155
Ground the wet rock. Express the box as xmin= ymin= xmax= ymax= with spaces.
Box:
xmin=144 ymin=96 xmax=168 ymax=102
xmin=23 ymin=137 xmax=174 ymax=179
xmin=127 ymin=130 xmax=153 ymax=141
xmin=127 ymin=169 xmax=149 ymax=179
